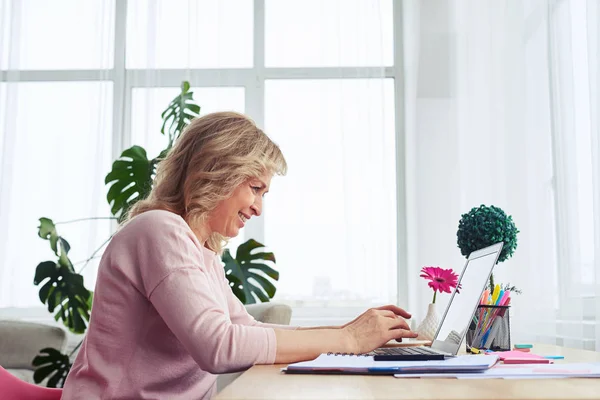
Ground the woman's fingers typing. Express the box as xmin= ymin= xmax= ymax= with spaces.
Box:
xmin=343 ymin=305 xmax=418 ymax=354
xmin=375 ymin=304 xmax=412 ymax=319
xmin=377 ymin=310 xmax=398 ymax=319
xmin=389 ymin=315 xmax=411 ymax=331
xmin=389 ymin=328 xmax=419 ymax=341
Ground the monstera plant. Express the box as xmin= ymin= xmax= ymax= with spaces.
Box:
xmin=32 ymin=82 xmax=281 ymax=387
xmin=222 ymin=240 xmax=279 ymax=304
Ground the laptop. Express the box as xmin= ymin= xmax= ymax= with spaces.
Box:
xmin=369 ymin=242 xmax=504 ymax=361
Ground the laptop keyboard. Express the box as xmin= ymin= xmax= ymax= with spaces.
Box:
xmin=368 ymin=346 xmax=442 ymax=356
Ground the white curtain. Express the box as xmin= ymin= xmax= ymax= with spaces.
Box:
xmin=0 ymin=0 xmax=114 ymax=310
xmin=261 ymin=0 xmax=397 ymax=318
xmin=0 ymin=0 xmax=396 ymax=321
xmin=404 ymin=0 xmax=600 ymax=350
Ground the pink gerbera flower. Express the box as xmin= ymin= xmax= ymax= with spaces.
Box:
xmin=420 ymin=266 xmax=461 ymax=303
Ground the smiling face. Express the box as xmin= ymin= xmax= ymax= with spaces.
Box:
xmin=207 ymin=171 xmax=272 ymax=238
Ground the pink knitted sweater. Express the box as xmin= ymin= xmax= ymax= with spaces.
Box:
xmin=62 ymin=210 xmax=290 ymax=399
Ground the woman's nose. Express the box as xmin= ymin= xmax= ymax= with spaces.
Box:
xmin=251 ymin=200 xmax=262 ymax=217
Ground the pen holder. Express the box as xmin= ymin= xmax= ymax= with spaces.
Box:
xmin=466 ymin=305 xmax=511 ymax=352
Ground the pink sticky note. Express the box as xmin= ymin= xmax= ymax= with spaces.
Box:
xmin=487 ymin=350 xmax=552 ymax=364
xmin=503 ymin=358 xmax=552 ymax=364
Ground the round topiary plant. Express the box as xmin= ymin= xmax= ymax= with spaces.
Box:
xmin=457 ymin=204 xmax=519 ymax=291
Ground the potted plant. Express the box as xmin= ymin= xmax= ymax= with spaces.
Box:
xmin=456 ymin=204 xmax=519 ymax=293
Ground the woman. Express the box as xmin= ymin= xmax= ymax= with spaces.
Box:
xmin=61 ymin=112 xmax=417 ymax=399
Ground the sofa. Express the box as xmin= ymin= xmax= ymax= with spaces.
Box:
xmin=0 ymin=302 xmax=292 ymax=392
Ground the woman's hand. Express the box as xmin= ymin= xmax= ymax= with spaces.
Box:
xmin=342 ymin=305 xmax=418 ymax=354
xmin=272 ymin=304 xmax=417 ymax=364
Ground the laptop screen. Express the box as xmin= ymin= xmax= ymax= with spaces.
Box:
xmin=431 ymin=243 xmax=503 ymax=355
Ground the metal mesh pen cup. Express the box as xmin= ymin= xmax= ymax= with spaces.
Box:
xmin=466 ymin=305 xmax=511 ymax=352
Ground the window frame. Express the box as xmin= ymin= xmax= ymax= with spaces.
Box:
xmin=0 ymin=0 xmax=408 ymax=322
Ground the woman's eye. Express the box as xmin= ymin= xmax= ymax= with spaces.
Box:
xmin=251 ymin=186 xmax=261 ymax=193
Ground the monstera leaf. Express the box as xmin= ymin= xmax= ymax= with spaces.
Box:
xmin=105 ymin=145 xmax=155 ymax=220
xmin=38 ymin=217 xmax=71 ymax=262
xmin=222 ymin=239 xmax=279 ymax=304
xmin=35 ymin=218 xmax=92 ymax=333
xmin=161 ymin=81 xmax=201 ymax=148
xmin=105 ymin=83 xmax=200 ymax=219
xmin=34 ymin=261 xmax=92 ymax=334
xmin=38 ymin=217 xmax=60 ymax=254
xmin=32 ymin=347 xmax=71 ymax=388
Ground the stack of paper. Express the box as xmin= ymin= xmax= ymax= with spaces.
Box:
xmin=393 ymin=362 xmax=600 ymax=379
xmin=283 ymin=354 xmax=499 ymax=375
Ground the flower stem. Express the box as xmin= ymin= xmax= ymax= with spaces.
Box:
xmin=432 ymin=290 xmax=437 ymax=304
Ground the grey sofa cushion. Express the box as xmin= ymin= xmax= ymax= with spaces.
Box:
xmin=6 ymin=368 xmax=34 ymax=383
xmin=245 ymin=302 xmax=292 ymax=325
xmin=0 ymin=320 xmax=67 ymax=369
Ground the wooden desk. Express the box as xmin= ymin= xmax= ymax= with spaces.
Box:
xmin=216 ymin=344 xmax=600 ymax=400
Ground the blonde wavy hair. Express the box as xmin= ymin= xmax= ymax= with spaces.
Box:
xmin=126 ymin=111 xmax=287 ymax=254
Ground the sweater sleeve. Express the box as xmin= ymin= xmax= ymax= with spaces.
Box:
xmin=149 ymin=267 xmax=277 ymax=374
xmin=127 ymin=211 xmax=277 ymax=374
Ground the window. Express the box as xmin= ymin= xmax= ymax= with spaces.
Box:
xmin=126 ymin=0 xmax=253 ymax=69
xmin=265 ymin=0 xmax=393 ymax=67
xmin=0 ymin=0 xmax=402 ymax=320
xmin=0 ymin=0 xmax=115 ymax=70
xmin=265 ymin=79 xmax=397 ymax=306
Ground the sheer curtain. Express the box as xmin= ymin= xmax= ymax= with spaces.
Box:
xmin=403 ymin=0 xmax=600 ymax=350
xmin=262 ymin=0 xmax=397 ymax=323
xmin=0 ymin=0 xmax=114 ymax=311
xmin=0 ymin=0 xmax=397 ymax=324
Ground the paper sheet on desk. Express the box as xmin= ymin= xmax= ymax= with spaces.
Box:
xmin=283 ymin=354 xmax=499 ymax=375
xmin=393 ymin=362 xmax=600 ymax=379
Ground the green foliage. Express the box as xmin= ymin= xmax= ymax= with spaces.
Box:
xmin=34 ymin=218 xmax=92 ymax=334
xmin=104 ymin=146 xmax=156 ymax=221
xmin=222 ymin=239 xmax=279 ymax=304
xmin=38 ymin=217 xmax=61 ymax=254
xmin=32 ymin=348 xmax=72 ymax=387
xmin=161 ymin=81 xmax=201 ymax=149
xmin=457 ymin=204 xmax=519 ymax=263
xmin=456 ymin=204 xmax=520 ymax=292
xmin=104 ymin=82 xmax=200 ymax=221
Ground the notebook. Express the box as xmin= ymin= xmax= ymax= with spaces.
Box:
xmin=282 ymin=354 xmax=499 ymax=375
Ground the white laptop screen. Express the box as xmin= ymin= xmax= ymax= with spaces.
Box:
xmin=431 ymin=243 xmax=502 ymax=355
